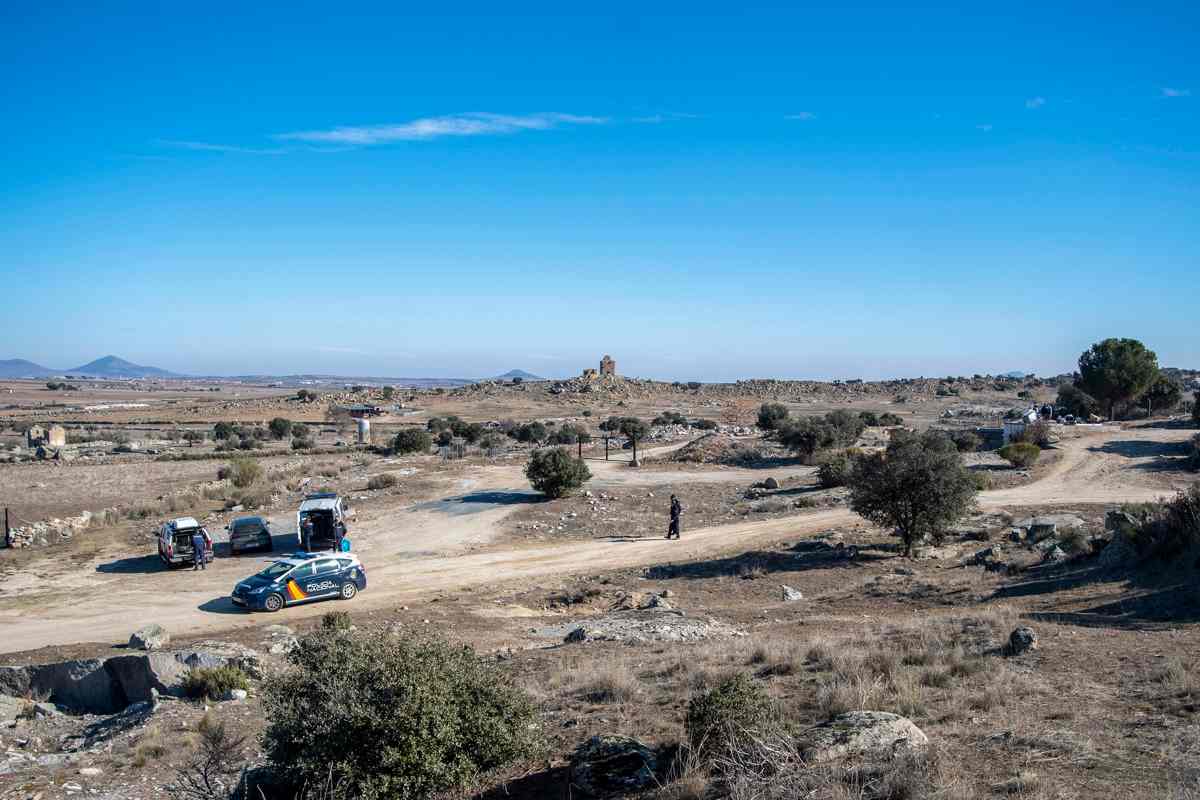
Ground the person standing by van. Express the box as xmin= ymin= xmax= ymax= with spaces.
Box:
xmin=191 ymin=529 xmax=207 ymax=570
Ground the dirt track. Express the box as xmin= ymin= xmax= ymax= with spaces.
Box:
xmin=0 ymin=426 xmax=1193 ymax=654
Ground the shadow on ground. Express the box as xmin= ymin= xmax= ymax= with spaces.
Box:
xmin=1089 ymin=438 xmax=1194 ymax=472
xmin=412 ymin=490 xmax=542 ymax=516
xmin=96 ymin=554 xmax=166 ymax=574
xmin=644 ymin=540 xmax=884 ymax=580
xmin=198 ymin=597 xmax=247 ymax=615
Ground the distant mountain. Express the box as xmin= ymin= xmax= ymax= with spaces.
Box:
xmin=0 ymin=358 xmax=57 ymax=379
xmin=68 ymin=355 xmax=181 ymax=379
xmin=497 ymin=369 xmax=543 ymax=381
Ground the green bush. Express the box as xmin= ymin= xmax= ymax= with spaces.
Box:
xmin=261 ymin=627 xmax=539 ymax=800
xmin=526 ymin=448 xmax=591 ymax=498
xmin=950 ymin=430 xmax=981 ymax=453
xmin=756 ymin=403 xmax=790 ymax=431
xmin=226 ymin=457 xmax=262 ymax=488
xmin=998 ymin=442 xmax=1040 ymax=468
xmin=514 ymin=421 xmax=547 ymax=443
xmin=392 ymin=428 xmax=432 ymax=455
xmin=652 ymin=411 xmax=688 ymax=426
xmin=858 ymin=411 xmax=879 ymax=427
xmin=213 ymin=421 xmax=236 ymax=440
xmin=367 ymin=473 xmax=398 ymax=490
xmin=322 ymin=610 xmax=352 ymax=631
xmin=268 ymin=417 xmax=293 ymax=440
xmin=816 ymin=451 xmax=853 ymax=488
xmin=1014 ymin=420 xmax=1052 ymax=448
xmin=878 ymin=412 xmax=904 ymax=426
xmin=691 ymin=418 xmax=719 ymax=430
xmin=291 ymin=437 xmax=313 ymax=450
xmin=685 ymin=674 xmax=775 ymax=764
xmin=181 ymin=665 xmax=250 ymax=700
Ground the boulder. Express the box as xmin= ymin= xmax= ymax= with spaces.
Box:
xmin=221 ymin=688 xmax=248 ymax=702
xmin=564 ymin=627 xmax=589 ymax=644
xmin=105 ymin=653 xmax=190 ymax=704
xmin=780 ymin=584 xmax=804 ymax=602
xmin=129 ymin=624 xmax=169 ymax=651
xmin=0 ymin=693 xmax=25 ymax=722
xmin=0 ymin=666 xmax=31 ymax=698
xmin=968 ymin=544 xmax=1002 ymax=566
xmin=763 ymin=477 xmax=779 ymax=490
xmin=1007 ymin=626 xmax=1038 ymax=655
xmin=30 ymin=659 xmax=122 ymax=714
xmin=801 ymin=711 xmax=928 ymax=763
xmin=1041 ymin=546 xmax=1067 ymax=564
xmin=569 ymin=734 xmax=658 ymax=797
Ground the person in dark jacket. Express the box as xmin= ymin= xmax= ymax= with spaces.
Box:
xmin=667 ymin=495 xmax=682 ymax=539
xmin=191 ymin=530 xmax=207 ymax=570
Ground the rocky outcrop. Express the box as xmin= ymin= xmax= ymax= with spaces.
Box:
xmin=780 ymin=584 xmax=804 ymax=602
xmin=0 ymin=645 xmax=261 ymax=714
xmin=569 ymin=734 xmax=658 ymax=797
xmin=800 ymin=711 xmax=928 ymax=763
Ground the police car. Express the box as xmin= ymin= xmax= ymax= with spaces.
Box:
xmin=231 ymin=552 xmax=366 ymax=612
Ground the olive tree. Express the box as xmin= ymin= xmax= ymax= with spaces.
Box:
xmin=848 ymin=430 xmax=977 ymax=557
xmin=1077 ymin=338 xmax=1160 ymax=420
xmin=618 ymin=417 xmax=651 ymax=465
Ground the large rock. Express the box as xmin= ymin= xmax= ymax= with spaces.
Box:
xmin=781 ymin=584 xmax=804 ymax=602
xmin=0 ymin=694 xmax=25 ymax=722
xmin=129 ymin=624 xmax=169 ymax=651
xmin=30 ymin=659 xmax=122 ymax=714
xmin=800 ymin=711 xmax=928 ymax=763
xmin=0 ymin=666 xmax=31 ymax=698
xmin=569 ymin=734 xmax=658 ymax=797
xmin=1006 ymin=626 xmax=1038 ymax=655
xmin=105 ymin=653 xmax=190 ymax=704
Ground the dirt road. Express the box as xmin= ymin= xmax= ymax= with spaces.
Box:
xmin=0 ymin=426 xmax=1192 ymax=654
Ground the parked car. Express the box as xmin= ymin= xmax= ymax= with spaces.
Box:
xmin=296 ymin=492 xmax=349 ymax=552
xmin=227 ymin=516 xmax=273 ymax=555
xmin=157 ymin=517 xmax=214 ymax=568
xmin=230 ymin=552 xmax=367 ymax=612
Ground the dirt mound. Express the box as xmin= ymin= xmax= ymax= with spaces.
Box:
xmin=668 ymin=433 xmax=765 ymax=465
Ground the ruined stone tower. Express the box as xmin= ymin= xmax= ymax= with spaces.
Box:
xmin=599 ymin=354 xmax=616 ymax=376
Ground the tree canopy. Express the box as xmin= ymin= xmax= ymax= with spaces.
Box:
xmin=848 ymin=430 xmax=978 ymax=556
xmin=1077 ymin=338 xmax=1159 ymax=419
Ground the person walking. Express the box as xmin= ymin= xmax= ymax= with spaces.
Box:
xmin=191 ymin=530 xmax=207 ymax=570
xmin=667 ymin=494 xmax=683 ymax=539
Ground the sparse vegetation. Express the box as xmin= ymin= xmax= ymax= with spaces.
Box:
xmin=816 ymin=450 xmax=854 ymax=488
xmin=261 ymin=626 xmax=539 ymax=800
xmin=268 ymin=417 xmax=292 ymax=439
xmin=1121 ymin=485 xmax=1200 ymax=560
xmin=526 ymin=447 xmax=591 ymax=498
xmin=367 ymin=473 xmax=398 ymax=490
xmin=685 ymin=674 xmax=775 ymax=765
xmin=1077 ymin=337 xmax=1160 ymax=419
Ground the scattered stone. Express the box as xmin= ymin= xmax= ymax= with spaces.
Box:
xmin=565 ymin=627 xmax=588 ymax=644
xmin=1042 ymin=546 xmax=1067 ymax=564
xmin=780 ymin=584 xmax=804 ymax=602
xmin=1006 ymin=626 xmax=1038 ymax=655
xmin=553 ymin=608 xmax=741 ymax=644
xmin=129 ymin=624 xmax=169 ymax=651
xmin=221 ymin=689 xmax=248 ymax=702
xmin=569 ymin=734 xmax=658 ymax=797
xmin=800 ymin=711 xmax=928 ymax=763
xmin=78 ymin=767 xmax=103 ymax=777
xmin=763 ymin=477 xmax=779 ymax=490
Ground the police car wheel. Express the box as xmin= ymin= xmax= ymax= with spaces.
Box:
xmin=340 ymin=582 xmax=357 ymax=600
xmin=264 ymin=593 xmax=284 ymax=612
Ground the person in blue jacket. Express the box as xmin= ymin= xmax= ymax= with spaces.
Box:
xmin=191 ymin=530 xmax=207 ymax=570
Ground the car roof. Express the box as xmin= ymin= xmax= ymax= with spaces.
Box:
xmin=231 ymin=516 xmax=265 ymax=525
xmin=168 ymin=516 xmax=201 ymax=529
xmin=299 ymin=496 xmax=339 ymax=512
xmin=273 ymin=551 xmax=361 ymax=567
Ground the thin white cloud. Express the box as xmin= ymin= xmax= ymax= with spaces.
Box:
xmin=632 ymin=112 xmax=699 ymax=124
xmin=1162 ymin=87 xmax=1191 ymax=98
xmin=317 ymin=346 xmax=365 ymax=355
xmin=785 ymin=112 xmax=817 ymax=120
xmin=276 ymin=112 xmax=608 ymax=145
xmin=1025 ymin=96 xmax=1046 ymax=109
xmin=157 ymin=139 xmax=289 ymax=155
xmin=976 ymin=124 xmax=994 ymax=132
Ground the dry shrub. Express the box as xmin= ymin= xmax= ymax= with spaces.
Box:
xmin=367 ymin=473 xmax=398 ymax=490
xmin=749 ymin=640 xmax=806 ymax=677
xmin=574 ymin=658 xmax=639 ymax=704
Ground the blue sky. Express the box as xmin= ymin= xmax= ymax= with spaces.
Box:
xmin=2 ymin=2 xmax=1197 ymax=380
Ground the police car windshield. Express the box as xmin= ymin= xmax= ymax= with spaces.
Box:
xmin=257 ymin=561 xmax=295 ymax=580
